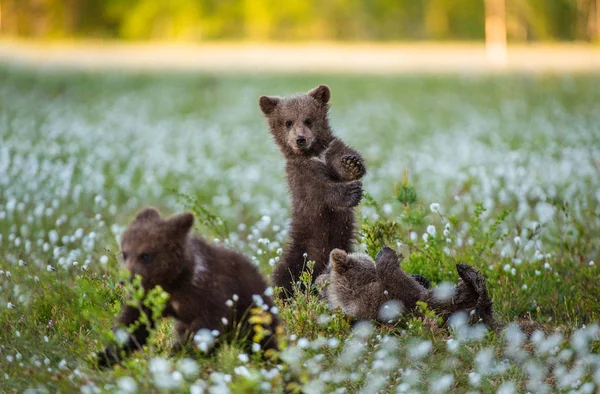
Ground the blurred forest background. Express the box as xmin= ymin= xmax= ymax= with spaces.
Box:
xmin=1 ymin=0 xmax=599 ymax=42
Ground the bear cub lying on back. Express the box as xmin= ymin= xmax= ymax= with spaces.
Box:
xmin=96 ymin=208 xmax=279 ymax=367
xmin=259 ymin=85 xmax=366 ymax=298
xmin=317 ymin=247 xmax=493 ymax=326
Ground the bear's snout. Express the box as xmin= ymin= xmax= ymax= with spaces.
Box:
xmin=295 ymin=136 xmax=307 ymax=147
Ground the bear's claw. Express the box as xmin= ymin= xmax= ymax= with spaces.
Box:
xmin=341 ymin=155 xmax=366 ymax=180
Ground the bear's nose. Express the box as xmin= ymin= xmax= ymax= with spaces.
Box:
xmin=296 ymin=136 xmax=307 ymax=147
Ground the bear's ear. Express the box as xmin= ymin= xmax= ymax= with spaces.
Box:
xmin=307 ymin=85 xmax=331 ymax=106
xmin=330 ymin=249 xmax=349 ymax=271
xmin=259 ymin=95 xmax=281 ymax=116
xmin=135 ymin=207 xmax=161 ymax=222
xmin=166 ymin=212 xmax=194 ymax=236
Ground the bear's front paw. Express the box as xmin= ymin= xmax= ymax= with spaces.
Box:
xmin=342 ymin=181 xmax=363 ymax=207
xmin=375 ymin=246 xmax=397 ymax=263
xmin=411 ymin=274 xmax=431 ymax=289
xmin=456 ymin=264 xmax=487 ymax=296
xmin=341 ymin=155 xmax=366 ymax=180
xmin=95 ymin=346 xmax=120 ymax=369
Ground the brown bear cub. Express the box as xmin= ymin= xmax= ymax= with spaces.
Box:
xmin=259 ymin=85 xmax=366 ymax=298
xmin=316 ymin=247 xmax=493 ymax=326
xmin=96 ymin=208 xmax=279 ymax=367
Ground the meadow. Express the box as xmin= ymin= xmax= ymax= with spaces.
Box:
xmin=0 ymin=65 xmax=599 ymax=393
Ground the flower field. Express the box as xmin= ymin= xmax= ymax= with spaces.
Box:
xmin=0 ymin=65 xmax=599 ymax=393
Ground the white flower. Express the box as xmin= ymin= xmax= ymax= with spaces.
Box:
xmin=225 ymin=300 xmax=234 ymax=307
xmin=589 ymin=261 xmax=595 ymax=266
xmin=264 ymin=287 xmax=273 ymax=297
xmin=446 ymin=339 xmax=459 ymax=353
xmin=410 ymin=231 xmax=417 ymax=241
xmin=237 ymin=353 xmax=249 ymax=363
xmin=221 ymin=317 xmax=228 ymax=325
xmin=190 ymin=383 xmax=205 ymax=394
xmin=100 ymin=255 xmax=109 ymax=264
xmin=117 ymin=376 xmax=138 ymax=393
xmin=115 ymin=329 xmax=129 ymax=345
xmin=149 ymin=357 xmax=170 ymax=375
xmin=252 ymin=294 xmax=264 ymax=306
xmin=252 ymin=343 xmax=261 ymax=353
xmin=422 ymin=233 xmax=429 ymax=242
xmin=429 ymin=203 xmax=440 ymax=213
xmin=234 ymin=365 xmax=251 ymax=378
xmin=47 ymin=265 xmax=56 ymax=272
xmin=194 ymin=329 xmax=215 ymax=353
xmin=408 ymin=341 xmax=432 ymax=360
xmin=468 ymin=372 xmax=481 ymax=387
xmin=430 ymin=374 xmax=453 ymax=393
xmin=382 ymin=203 xmax=393 ymax=215
xmin=7 ymin=302 xmax=14 ymax=309
xmin=297 ymin=338 xmax=310 ymax=349
xmin=177 ymin=358 xmax=199 ymax=378
xmin=513 ymin=236 xmax=521 ymax=246
xmin=426 ymin=225 xmax=436 ymax=237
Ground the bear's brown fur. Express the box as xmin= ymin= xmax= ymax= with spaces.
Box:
xmin=316 ymin=246 xmax=494 ymax=326
xmin=97 ymin=208 xmax=279 ymax=367
xmin=259 ymin=85 xmax=366 ymax=298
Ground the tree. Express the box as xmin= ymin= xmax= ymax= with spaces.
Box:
xmin=485 ymin=0 xmax=507 ymax=65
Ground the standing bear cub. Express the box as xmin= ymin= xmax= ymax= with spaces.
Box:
xmin=259 ymin=85 xmax=366 ymax=298
xmin=96 ymin=208 xmax=279 ymax=367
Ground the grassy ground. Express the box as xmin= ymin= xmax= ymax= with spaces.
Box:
xmin=0 ymin=65 xmax=599 ymax=393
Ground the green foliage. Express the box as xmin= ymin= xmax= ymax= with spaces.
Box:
xmin=277 ymin=261 xmax=353 ymax=341
xmin=1 ymin=0 xmax=596 ymax=41
xmin=176 ymin=191 xmax=230 ymax=240
xmin=1 ymin=67 xmax=599 ymax=392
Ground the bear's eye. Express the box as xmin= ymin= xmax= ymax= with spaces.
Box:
xmin=140 ymin=253 xmax=152 ymax=264
xmin=121 ymin=252 xmax=127 ymax=261
xmin=285 ymin=120 xmax=293 ymax=129
xmin=304 ymin=118 xmax=312 ymax=127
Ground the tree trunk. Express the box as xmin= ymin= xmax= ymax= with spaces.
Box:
xmin=596 ymin=0 xmax=600 ymax=41
xmin=485 ymin=0 xmax=507 ymax=66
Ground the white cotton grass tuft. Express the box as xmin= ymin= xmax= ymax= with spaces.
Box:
xmin=408 ymin=340 xmax=432 ymax=360
xmin=194 ymin=329 xmax=215 ymax=353
xmin=177 ymin=358 xmax=199 ymax=378
xmin=148 ymin=357 xmax=170 ymax=375
xmin=429 ymin=374 xmax=454 ymax=393
xmin=427 ymin=225 xmax=436 ymax=237
xmin=474 ymin=348 xmax=494 ymax=375
xmin=378 ymin=300 xmax=404 ymax=322
xmin=117 ymin=376 xmax=138 ymax=393
xmin=432 ymin=282 xmax=455 ymax=302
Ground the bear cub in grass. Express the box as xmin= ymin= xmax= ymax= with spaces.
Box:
xmin=259 ymin=85 xmax=366 ymax=298
xmin=317 ymin=247 xmax=494 ymax=326
xmin=97 ymin=208 xmax=279 ymax=367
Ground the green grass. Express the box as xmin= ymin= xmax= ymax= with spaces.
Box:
xmin=0 ymin=65 xmax=599 ymax=393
